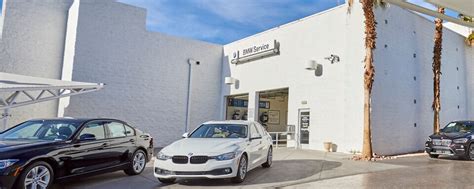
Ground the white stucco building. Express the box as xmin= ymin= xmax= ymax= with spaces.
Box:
xmin=0 ymin=0 xmax=472 ymax=155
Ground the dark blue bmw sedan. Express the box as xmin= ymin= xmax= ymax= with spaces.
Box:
xmin=0 ymin=118 xmax=153 ymax=189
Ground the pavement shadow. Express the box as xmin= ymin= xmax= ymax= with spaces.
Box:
xmin=174 ymin=159 xmax=342 ymax=186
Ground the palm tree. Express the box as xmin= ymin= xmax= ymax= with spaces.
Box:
xmin=432 ymin=7 xmax=445 ymax=133
xmin=348 ymin=0 xmax=384 ymax=160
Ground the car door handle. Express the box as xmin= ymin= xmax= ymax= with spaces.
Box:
xmin=129 ymin=139 xmax=135 ymax=142
xmin=102 ymin=143 xmax=108 ymax=147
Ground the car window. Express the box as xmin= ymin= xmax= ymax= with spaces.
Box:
xmin=124 ymin=125 xmax=135 ymax=136
xmin=0 ymin=120 xmax=82 ymax=141
xmin=80 ymin=123 xmax=105 ymax=140
xmin=107 ymin=122 xmax=126 ymax=138
xmin=250 ymin=124 xmax=261 ymax=138
xmin=189 ymin=124 xmax=248 ymax=138
xmin=14 ymin=123 xmax=42 ymax=138
xmin=255 ymin=122 xmax=266 ymax=135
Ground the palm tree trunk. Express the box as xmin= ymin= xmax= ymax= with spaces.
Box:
xmin=432 ymin=7 xmax=444 ymax=133
xmin=361 ymin=0 xmax=376 ymax=159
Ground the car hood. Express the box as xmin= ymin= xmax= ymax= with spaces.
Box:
xmin=430 ymin=132 xmax=472 ymax=139
xmin=0 ymin=140 xmax=57 ymax=152
xmin=161 ymin=138 xmax=246 ymax=156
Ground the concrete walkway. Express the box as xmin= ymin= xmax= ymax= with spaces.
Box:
xmin=284 ymin=155 xmax=474 ymax=189
xmin=53 ymin=148 xmax=406 ymax=189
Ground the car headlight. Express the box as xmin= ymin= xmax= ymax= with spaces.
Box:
xmin=157 ymin=152 xmax=172 ymax=160
xmin=213 ymin=152 xmax=236 ymax=161
xmin=0 ymin=159 xmax=19 ymax=169
xmin=427 ymin=137 xmax=432 ymax=142
xmin=453 ymin=138 xmax=468 ymax=144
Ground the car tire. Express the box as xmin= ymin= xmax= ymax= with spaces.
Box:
xmin=15 ymin=161 xmax=54 ymax=189
xmin=231 ymin=154 xmax=248 ymax=183
xmin=466 ymin=143 xmax=474 ymax=160
xmin=124 ymin=149 xmax=147 ymax=175
xmin=429 ymin=154 xmax=439 ymax=159
xmin=158 ymin=178 xmax=176 ymax=184
xmin=262 ymin=147 xmax=272 ymax=168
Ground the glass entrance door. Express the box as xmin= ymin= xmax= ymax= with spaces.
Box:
xmin=298 ymin=109 xmax=310 ymax=149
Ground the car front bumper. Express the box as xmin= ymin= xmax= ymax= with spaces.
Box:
xmin=425 ymin=142 xmax=467 ymax=156
xmin=153 ymin=157 xmax=240 ymax=179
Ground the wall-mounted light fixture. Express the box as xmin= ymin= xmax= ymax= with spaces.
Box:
xmin=224 ymin=77 xmax=237 ymax=85
xmin=325 ymin=54 xmax=340 ymax=64
xmin=306 ymin=60 xmax=318 ymax=70
xmin=306 ymin=60 xmax=323 ymax=77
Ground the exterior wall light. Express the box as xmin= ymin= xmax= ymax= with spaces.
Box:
xmin=225 ymin=77 xmax=237 ymax=85
xmin=306 ymin=60 xmax=323 ymax=77
xmin=306 ymin=60 xmax=318 ymax=70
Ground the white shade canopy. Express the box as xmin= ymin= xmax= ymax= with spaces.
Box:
xmin=427 ymin=0 xmax=473 ymax=17
xmin=384 ymin=0 xmax=474 ymax=28
xmin=0 ymin=72 xmax=103 ymax=110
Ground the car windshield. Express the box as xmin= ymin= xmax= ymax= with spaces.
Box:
xmin=189 ymin=124 xmax=248 ymax=138
xmin=441 ymin=122 xmax=474 ymax=133
xmin=0 ymin=120 xmax=83 ymax=141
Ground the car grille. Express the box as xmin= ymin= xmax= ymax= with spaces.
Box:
xmin=190 ymin=156 xmax=209 ymax=164
xmin=175 ymin=171 xmax=206 ymax=175
xmin=172 ymin=156 xmax=188 ymax=164
xmin=432 ymin=139 xmax=452 ymax=146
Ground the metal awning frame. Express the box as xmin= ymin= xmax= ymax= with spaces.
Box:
xmin=383 ymin=0 xmax=474 ymax=28
xmin=0 ymin=84 xmax=103 ymax=110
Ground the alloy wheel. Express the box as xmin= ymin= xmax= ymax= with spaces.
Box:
xmin=239 ymin=156 xmax=247 ymax=180
xmin=24 ymin=165 xmax=51 ymax=189
xmin=133 ymin=151 xmax=146 ymax=172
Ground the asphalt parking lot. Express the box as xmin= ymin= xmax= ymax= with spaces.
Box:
xmin=51 ymin=148 xmax=474 ymax=189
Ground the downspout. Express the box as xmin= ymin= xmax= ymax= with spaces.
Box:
xmin=185 ymin=59 xmax=199 ymax=132
xmin=2 ymin=109 xmax=9 ymax=131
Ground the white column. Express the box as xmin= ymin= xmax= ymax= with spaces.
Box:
xmin=58 ymin=0 xmax=81 ymax=117
xmin=247 ymin=91 xmax=259 ymax=122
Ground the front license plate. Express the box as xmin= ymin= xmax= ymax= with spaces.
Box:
xmin=435 ymin=150 xmax=450 ymax=154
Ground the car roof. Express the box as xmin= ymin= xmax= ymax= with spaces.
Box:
xmin=452 ymin=120 xmax=474 ymax=124
xmin=28 ymin=117 xmax=126 ymax=123
xmin=203 ymin=120 xmax=255 ymax=125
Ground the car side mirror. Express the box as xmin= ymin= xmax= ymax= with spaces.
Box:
xmin=79 ymin=133 xmax=96 ymax=141
xmin=182 ymin=132 xmax=189 ymax=138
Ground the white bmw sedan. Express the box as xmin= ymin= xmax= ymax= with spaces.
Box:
xmin=154 ymin=120 xmax=273 ymax=183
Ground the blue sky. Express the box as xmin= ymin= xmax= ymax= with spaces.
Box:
xmin=0 ymin=0 xmax=459 ymax=45
xmin=119 ymin=0 xmax=344 ymax=44
xmin=118 ymin=0 xmax=460 ymax=45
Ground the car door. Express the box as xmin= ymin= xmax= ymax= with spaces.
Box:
xmin=104 ymin=121 xmax=134 ymax=164
xmin=255 ymin=122 xmax=271 ymax=156
xmin=248 ymin=123 xmax=265 ymax=169
xmin=66 ymin=121 xmax=116 ymax=175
